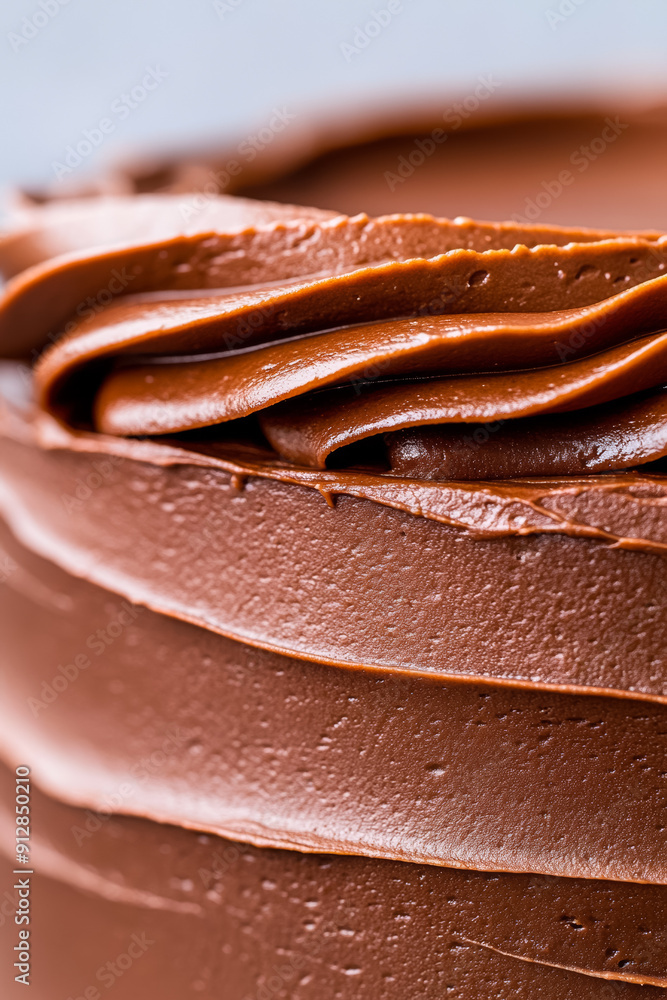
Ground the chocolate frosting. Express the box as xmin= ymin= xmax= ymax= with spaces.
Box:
xmin=0 ymin=519 xmax=666 ymax=887
xmin=2 ymin=198 xmax=665 ymax=484
xmin=1 ymin=762 xmax=667 ymax=997
xmin=2 ymin=111 xmax=667 ymax=996
xmin=1 ymin=421 xmax=667 ymax=698
xmin=238 ymin=109 xmax=667 ymax=232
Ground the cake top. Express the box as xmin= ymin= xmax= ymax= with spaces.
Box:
xmin=0 ymin=188 xmax=664 ymax=472
xmin=2 ymin=102 xmax=667 ymax=575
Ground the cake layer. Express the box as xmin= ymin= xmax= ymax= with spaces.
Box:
xmin=1 ymin=408 xmax=666 ymax=695
xmin=0 ymin=762 xmax=666 ymax=998
xmin=2 ymin=187 xmax=667 ymax=996
xmin=0 ymin=515 xmax=665 ymax=884
xmin=1 ymin=136 xmax=667 ymax=1000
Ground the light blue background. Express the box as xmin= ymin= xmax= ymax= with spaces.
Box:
xmin=1 ymin=0 xmax=666 ymax=188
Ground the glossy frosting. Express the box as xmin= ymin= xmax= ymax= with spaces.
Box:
xmin=1 ymin=111 xmax=667 ymax=998
xmin=1 ymin=197 xmax=664 ymax=488
xmin=1 ymin=762 xmax=667 ymax=997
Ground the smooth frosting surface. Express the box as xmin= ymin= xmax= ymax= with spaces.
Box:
xmin=2 ymin=197 xmax=665 ymax=486
xmin=1 ymin=761 xmax=667 ymax=997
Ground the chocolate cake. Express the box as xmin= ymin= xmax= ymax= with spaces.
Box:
xmin=1 ymin=110 xmax=666 ymax=997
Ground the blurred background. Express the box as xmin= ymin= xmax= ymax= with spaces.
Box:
xmin=1 ymin=0 xmax=667 ymax=227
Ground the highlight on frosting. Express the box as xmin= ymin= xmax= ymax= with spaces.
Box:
xmin=2 ymin=185 xmax=667 ymax=998
xmin=0 ymin=193 xmax=665 ymax=482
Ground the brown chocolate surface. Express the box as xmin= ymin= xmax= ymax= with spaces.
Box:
xmin=89 ymin=278 xmax=667 ymax=438
xmin=259 ymin=331 xmax=667 ymax=466
xmin=238 ymin=110 xmax=667 ymax=232
xmin=6 ymin=200 xmax=666 ymax=483
xmin=1 ymin=763 xmax=667 ymax=998
xmin=1 ymin=419 xmax=667 ymax=702
xmin=6 ymin=210 xmax=644 ymax=357
xmin=0 ymin=518 xmax=666 ymax=884
xmin=2 ymin=111 xmax=667 ymax=997
xmin=0 ymin=192 xmax=337 ymax=279
xmin=384 ymin=392 xmax=667 ymax=479
xmin=3 ymin=140 xmax=667 ymax=485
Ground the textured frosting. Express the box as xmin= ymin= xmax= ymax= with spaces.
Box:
xmin=1 ymin=420 xmax=667 ymax=700
xmin=2 ymin=116 xmax=667 ymax=998
xmin=0 ymin=195 xmax=665 ymax=558
xmin=1 ymin=762 xmax=667 ymax=997
xmin=0 ymin=519 xmax=666 ymax=887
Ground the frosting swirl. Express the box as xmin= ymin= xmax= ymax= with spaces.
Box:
xmin=2 ymin=193 xmax=667 ymax=482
